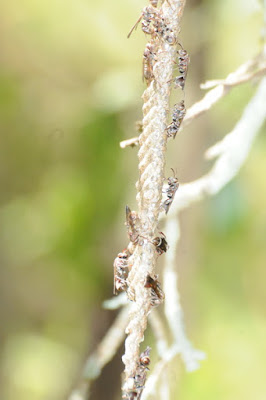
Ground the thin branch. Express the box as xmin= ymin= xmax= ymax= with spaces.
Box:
xmin=200 ymin=58 xmax=266 ymax=89
xmin=163 ymin=218 xmax=206 ymax=372
xmin=68 ymin=306 xmax=130 ymax=400
xmin=149 ymin=310 xmax=169 ymax=356
xmin=149 ymin=312 xmax=170 ymax=400
xmin=103 ymin=293 xmax=128 ymax=310
xmin=120 ymin=136 xmax=139 ymax=149
xmin=141 ymin=344 xmax=180 ymax=400
xmin=139 ymin=218 xmax=206 ymax=400
xmin=148 ymin=75 xmax=266 ymax=386
xmin=172 ymin=56 xmax=265 ymax=130
xmin=159 ymin=371 xmax=170 ymax=400
xmin=167 ymin=77 xmax=266 ymax=217
xmin=104 ymin=297 xmax=169 ymax=358
xmin=120 ymin=55 xmax=266 ymax=149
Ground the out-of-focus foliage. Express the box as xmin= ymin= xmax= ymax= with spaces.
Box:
xmin=0 ymin=0 xmax=265 ymax=399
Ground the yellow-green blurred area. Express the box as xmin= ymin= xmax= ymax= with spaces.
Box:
xmin=0 ymin=0 xmax=265 ymax=399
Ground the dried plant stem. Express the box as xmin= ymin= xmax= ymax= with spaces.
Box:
xmin=183 ymin=59 xmax=266 ymax=129
xmin=149 ymin=310 xmax=169 ymax=356
xmin=167 ymin=77 xmax=266 ymax=217
xmin=122 ymin=0 xmax=186 ymax=394
xmin=120 ymin=55 xmax=266 ymax=149
xmin=120 ymin=137 xmax=139 ymax=149
xmin=159 ymin=371 xmax=170 ymax=400
xmin=141 ymin=344 xmax=180 ymax=400
xmin=68 ymin=306 xmax=130 ymax=400
xmin=141 ymin=72 xmax=266 ymax=399
xmin=103 ymin=292 xmax=128 ymax=310
xmin=163 ymin=218 xmax=205 ymax=371
xmin=200 ymin=53 xmax=266 ymax=90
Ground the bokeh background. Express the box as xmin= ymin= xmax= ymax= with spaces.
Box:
xmin=0 ymin=0 xmax=265 ymax=399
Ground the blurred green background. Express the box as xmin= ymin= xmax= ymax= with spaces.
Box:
xmin=0 ymin=0 xmax=265 ymax=399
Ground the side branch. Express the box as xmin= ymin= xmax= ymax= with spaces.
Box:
xmin=69 ymin=306 xmax=130 ymax=400
xmin=168 ymin=77 xmax=266 ymax=214
xmin=141 ymin=74 xmax=266 ymax=400
xmin=163 ymin=218 xmax=206 ymax=371
xmin=120 ymin=55 xmax=266 ymax=149
xmin=184 ymin=58 xmax=266 ymax=129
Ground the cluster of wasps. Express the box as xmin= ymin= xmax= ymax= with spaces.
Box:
xmin=123 ymin=347 xmax=151 ymax=400
xmin=113 ymin=206 xmax=167 ymax=307
xmin=128 ymin=0 xmax=190 ymax=140
xmin=115 ymin=4 xmax=190 ymax=395
xmin=165 ymin=41 xmax=190 ymax=139
xmin=160 ymin=168 xmax=179 ymax=214
xmin=114 ymin=0 xmax=188 ymax=305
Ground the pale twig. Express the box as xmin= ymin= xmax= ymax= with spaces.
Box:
xmin=120 ymin=136 xmax=139 ymax=149
xmin=105 ymin=296 xmax=169 ymax=357
xmin=103 ymin=292 xmax=128 ymax=310
xmin=149 ymin=310 xmax=169 ymax=356
xmin=68 ymin=306 xmax=130 ymax=400
xmin=120 ymin=55 xmax=266 ymax=148
xmin=163 ymin=218 xmax=206 ymax=372
xmin=180 ymin=56 xmax=266 ymax=129
xmin=200 ymin=65 xmax=266 ymax=89
xmin=149 ymin=311 xmax=170 ymax=400
xmin=149 ymin=311 xmax=171 ymax=400
xmin=159 ymin=370 xmax=170 ymax=400
xmin=103 ymin=301 xmax=172 ymax=397
xmin=167 ymin=77 xmax=266 ymax=217
xmin=150 ymin=77 xmax=266 ymax=381
xmin=105 ymin=297 xmax=169 ymax=356
xmin=140 ymin=219 xmax=205 ymax=400
xmin=122 ymin=1 xmax=187 ymax=395
xmin=141 ymin=344 xmax=180 ymax=400
xmin=200 ymin=57 xmax=266 ymax=89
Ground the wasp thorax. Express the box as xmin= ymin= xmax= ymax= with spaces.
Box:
xmin=140 ymin=355 xmax=150 ymax=366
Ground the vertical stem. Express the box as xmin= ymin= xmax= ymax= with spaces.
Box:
xmin=122 ymin=0 xmax=186 ymax=395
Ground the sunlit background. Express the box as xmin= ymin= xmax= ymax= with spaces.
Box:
xmin=0 ymin=0 xmax=265 ymax=399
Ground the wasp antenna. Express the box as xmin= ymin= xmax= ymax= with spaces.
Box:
xmin=170 ymin=168 xmax=178 ymax=178
xmin=127 ymin=15 xmax=142 ymax=38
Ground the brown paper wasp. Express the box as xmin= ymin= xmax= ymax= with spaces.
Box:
xmin=126 ymin=205 xmax=141 ymax=244
xmin=143 ymin=43 xmax=157 ymax=85
xmin=152 ymin=232 xmax=168 ymax=255
xmin=139 ymin=346 xmax=151 ymax=367
xmin=122 ymin=347 xmax=151 ymax=400
xmin=166 ymin=100 xmax=186 ymax=139
xmin=144 ymin=274 xmax=165 ymax=306
xmin=161 ymin=168 xmax=179 ymax=214
xmin=113 ymin=249 xmax=129 ymax=295
xmin=168 ymin=43 xmax=190 ymax=90
xmin=174 ymin=46 xmax=190 ymax=90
